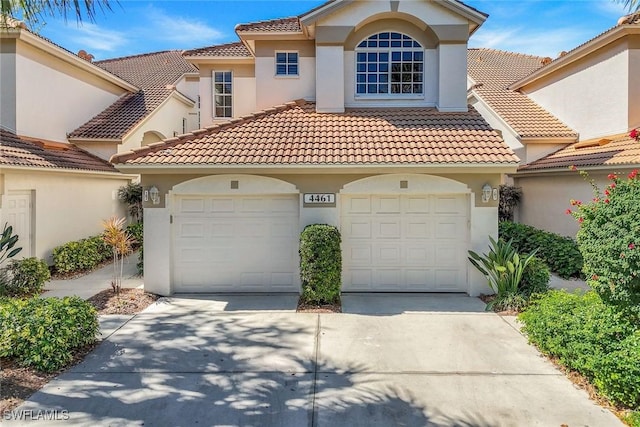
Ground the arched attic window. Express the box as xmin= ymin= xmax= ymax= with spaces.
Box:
xmin=356 ymin=32 xmax=424 ymax=96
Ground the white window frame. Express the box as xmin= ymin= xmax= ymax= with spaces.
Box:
xmin=212 ymin=70 xmax=233 ymax=118
xmin=275 ymin=51 xmax=299 ymax=78
xmin=354 ymin=32 xmax=425 ymax=100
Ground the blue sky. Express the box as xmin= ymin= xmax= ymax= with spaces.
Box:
xmin=35 ymin=0 xmax=633 ymax=61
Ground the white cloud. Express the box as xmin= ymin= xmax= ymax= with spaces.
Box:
xmin=53 ymin=21 xmax=127 ymax=53
xmin=470 ymin=26 xmax=593 ymax=58
xmin=144 ymin=6 xmax=224 ymax=45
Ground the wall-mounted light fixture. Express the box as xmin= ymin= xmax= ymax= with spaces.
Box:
xmin=149 ymin=186 xmax=160 ymax=205
xmin=482 ymin=183 xmax=492 ymax=203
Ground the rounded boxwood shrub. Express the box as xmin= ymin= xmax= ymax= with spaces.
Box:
xmin=299 ymin=224 xmax=341 ymax=305
xmin=0 ymin=296 xmax=99 ymax=372
xmin=519 ymin=255 xmax=550 ymax=297
xmin=594 ymin=331 xmax=640 ymax=408
xmin=2 ymin=257 xmax=50 ymax=297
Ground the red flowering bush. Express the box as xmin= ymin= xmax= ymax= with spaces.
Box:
xmin=631 ymin=128 xmax=639 ymax=142
xmin=568 ymin=168 xmax=640 ymax=320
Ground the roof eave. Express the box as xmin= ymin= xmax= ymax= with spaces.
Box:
xmin=67 ymin=137 xmax=122 ymax=144
xmin=183 ymin=56 xmax=255 ymax=64
xmin=0 ymin=163 xmax=134 ymax=178
xmin=510 ymin=25 xmax=640 ymax=90
xmin=516 ymin=163 xmax=640 ymax=175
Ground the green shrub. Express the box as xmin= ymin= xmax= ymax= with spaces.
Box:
xmin=126 ymin=222 xmax=143 ymax=249
xmin=299 ymin=224 xmax=341 ymax=305
xmin=498 ymin=185 xmax=522 ymax=222
xmin=519 ymin=255 xmax=550 ymax=297
xmin=137 ymin=246 xmax=144 ymax=276
xmin=569 ymin=170 xmax=640 ymax=318
xmin=0 ymin=296 xmax=99 ymax=372
xmin=625 ymin=411 xmax=640 ymax=427
xmin=594 ymin=331 xmax=640 ymax=408
xmin=468 ymin=237 xmax=537 ymax=311
xmin=52 ymin=235 xmax=112 ymax=274
xmin=499 ymin=221 xmax=582 ymax=278
xmin=520 ymin=291 xmax=639 ymax=408
xmin=1 ymin=257 xmax=50 ymax=297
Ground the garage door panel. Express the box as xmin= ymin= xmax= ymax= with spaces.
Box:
xmin=173 ymin=195 xmax=299 ymax=293
xmin=342 ymin=194 xmax=468 ymax=292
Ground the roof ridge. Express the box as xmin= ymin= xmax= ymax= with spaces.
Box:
xmin=110 ymin=100 xmax=305 ymax=164
xmin=470 ymin=47 xmax=545 ymax=60
xmin=96 ymin=49 xmax=175 ymax=64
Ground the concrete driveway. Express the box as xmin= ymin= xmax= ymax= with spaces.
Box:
xmin=7 ymin=295 xmax=621 ymax=426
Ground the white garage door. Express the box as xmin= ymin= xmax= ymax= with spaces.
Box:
xmin=342 ymin=194 xmax=468 ymax=292
xmin=173 ymin=195 xmax=300 ymax=293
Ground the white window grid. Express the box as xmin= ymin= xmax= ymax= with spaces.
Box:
xmin=213 ymin=71 xmax=232 ymax=118
xmin=275 ymin=51 xmax=299 ymax=76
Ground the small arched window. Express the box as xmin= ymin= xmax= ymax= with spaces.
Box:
xmin=355 ymin=32 xmax=424 ymax=96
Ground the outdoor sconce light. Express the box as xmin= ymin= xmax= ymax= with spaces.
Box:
xmin=149 ymin=186 xmax=160 ymax=205
xmin=482 ymin=183 xmax=492 ymax=203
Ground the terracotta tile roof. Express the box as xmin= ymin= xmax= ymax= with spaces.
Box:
xmin=68 ymin=51 xmax=197 ymax=140
xmin=183 ymin=42 xmax=252 ymax=58
xmin=0 ymin=128 xmax=117 ymax=172
xmin=112 ymin=101 xmax=518 ymax=166
xmin=519 ymin=133 xmax=640 ymax=171
xmin=468 ymin=48 xmax=577 ymax=140
xmin=235 ymin=17 xmax=301 ymax=33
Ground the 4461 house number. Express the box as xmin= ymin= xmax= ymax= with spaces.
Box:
xmin=304 ymin=193 xmax=335 ymax=204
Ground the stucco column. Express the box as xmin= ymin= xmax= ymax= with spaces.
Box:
xmin=316 ymin=45 xmax=345 ymax=113
xmin=437 ymin=43 xmax=468 ymax=112
xmin=143 ymin=207 xmax=171 ymax=296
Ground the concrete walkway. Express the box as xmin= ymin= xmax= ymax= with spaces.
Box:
xmin=7 ymin=295 xmax=621 ymax=427
xmin=42 ymin=253 xmax=142 ymax=300
xmin=549 ymin=273 xmax=589 ymax=292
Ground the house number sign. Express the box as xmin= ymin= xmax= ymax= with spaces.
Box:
xmin=304 ymin=193 xmax=335 ymax=204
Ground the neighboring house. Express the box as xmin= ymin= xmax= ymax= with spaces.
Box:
xmin=112 ymin=0 xmax=519 ymax=297
xmin=468 ymin=12 xmax=640 ymax=237
xmin=0 ymin=19 xmax=198 ymax=262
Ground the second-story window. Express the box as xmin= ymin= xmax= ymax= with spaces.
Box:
xmin=356 ymin=32 xmax=424 ymax=96
xmin=275 ymin=52 xmax=299 ymax=76
xmin=213 ymin=71 xmax=232 ymax=118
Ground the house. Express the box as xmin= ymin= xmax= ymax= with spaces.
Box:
xmin=468 ymin=12 xmax=640 ymax=237
xmin=111 ymin=0 xmax=519 ymax=297
xmin=0 ymin=18 xmax=199 ymax=262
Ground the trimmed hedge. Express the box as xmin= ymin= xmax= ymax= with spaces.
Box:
xmin=1 ymin=257 xmax=50 ymax=297
xmin=519 ymin=255 xmax=550 ymax=297
xmin=520 ymin=291 xmax=639 ymax=409
xmin=499 ymin=221 xmax=582 ymax=278
xmin=299 ymin=224 xmax=341 ymax=305
xmin=52 ymin=235 xmax=112 ymax=274
xmin=0 ymin=296 xmax=99 ymax=372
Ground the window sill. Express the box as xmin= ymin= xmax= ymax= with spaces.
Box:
xmin=354 ymin=95 xmax=425 ymax=100
xmin=274 ymin=75 xmax=300 ymax=79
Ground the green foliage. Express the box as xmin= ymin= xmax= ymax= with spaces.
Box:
xmin=1 ymin=257 xmax=50 ymax=297
xmin=137 ymin=246 xmax=144 ymax=276
xmin=520 ymin=291 xmax=639 ymax=409
xmin=126 ymin=222 xmax=143 ymax=249
xmin=468 ymin=237 xmax=537 ymax=310
xmin=519 ymin=255 xmax=550 ymax=297
xmin=498 ymin=221 xmax=582 ymax=278
xmin=0 ymin=222 xmax=22 ymax=265
xmin=498 ymin=185 xmax=522 ymax=222
xmin=299 ymin=224 xmax=341 ymax=305
xmin=569 ymin=170 xmax=640 ymax=318
xmin=625 ymin=410 xmax=640 ymax=427
xmin=52 ymin=235 xmax=112 ymax=274
xmin=0 ymin=296 xmax=99 ymax=372
xmin=118 ymin=183 xmax=143 ymax=222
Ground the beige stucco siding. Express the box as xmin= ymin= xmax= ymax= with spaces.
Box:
xmin=0 ymin=169 xmax=130 ymax=262
xmin=0 ymin=39 xmax=17 ymax=133
xmin=14 ymin=41 xmax=127 ymax=142
xmin=197 ymin=64 xmax=257 ymax=125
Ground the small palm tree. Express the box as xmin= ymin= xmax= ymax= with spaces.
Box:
xmin=1 ymin=0 xmax=114 ymax=26
xmin=102 ymin=217 xmax=133 ymax=295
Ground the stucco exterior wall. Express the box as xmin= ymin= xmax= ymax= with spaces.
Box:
xmin=523 ymin=42 xmax=629 ymax=140
xmin=514 ymin=170 xmax=625 ymax=238
xmin=197 ymin=64 xmax=256 ymax=126
xmin=0 ymin=39 xmax=17 ymax=132
xmin=629 ymin=46 xmax=640 ymax=129
xmin=0 ymin=169 xmax=130 ymax=262
xmin=14 ymin=41 xmax=126 ymax=142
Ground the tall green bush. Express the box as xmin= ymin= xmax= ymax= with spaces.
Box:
xmin=519 ymin=255 xmax=550 ymax=297
xmin=498 ymin=221 xmax=582 ymax=278
xmin=568 ymin=169 xmax=640 ymax=318
xmin=52 ymin=235 xmax=112 ymax=274
xmin=299 ymin=224 xmax=341 ymax=305
xmin=0 ymin=296 xmax=99 ymax=372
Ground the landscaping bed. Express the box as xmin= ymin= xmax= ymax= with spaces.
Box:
xmin=87 ymin=288 xmax=159 ymax=315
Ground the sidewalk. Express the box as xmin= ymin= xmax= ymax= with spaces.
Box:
xmin=42 ymin=252 xmax=143 ymax=300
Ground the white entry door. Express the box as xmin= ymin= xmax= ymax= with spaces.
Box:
xmin=3 ymin=193 xmax=32 ymax=258
xmin=341 ymin=194 xmax=468 ymax=292
xmin=172 ymin=195 xmax=300 ymax=293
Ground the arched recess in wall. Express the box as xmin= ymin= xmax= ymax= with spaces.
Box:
xmin=141 ymin=130 xmax=166 ymax=146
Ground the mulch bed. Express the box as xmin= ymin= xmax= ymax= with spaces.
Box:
xmin=87 ymin=288 xmax=159 ymax=315
xmin=296 ymin=299 xmax=342 ymax=313
xmin=1 ymin=287 xmax=157 ymax=412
